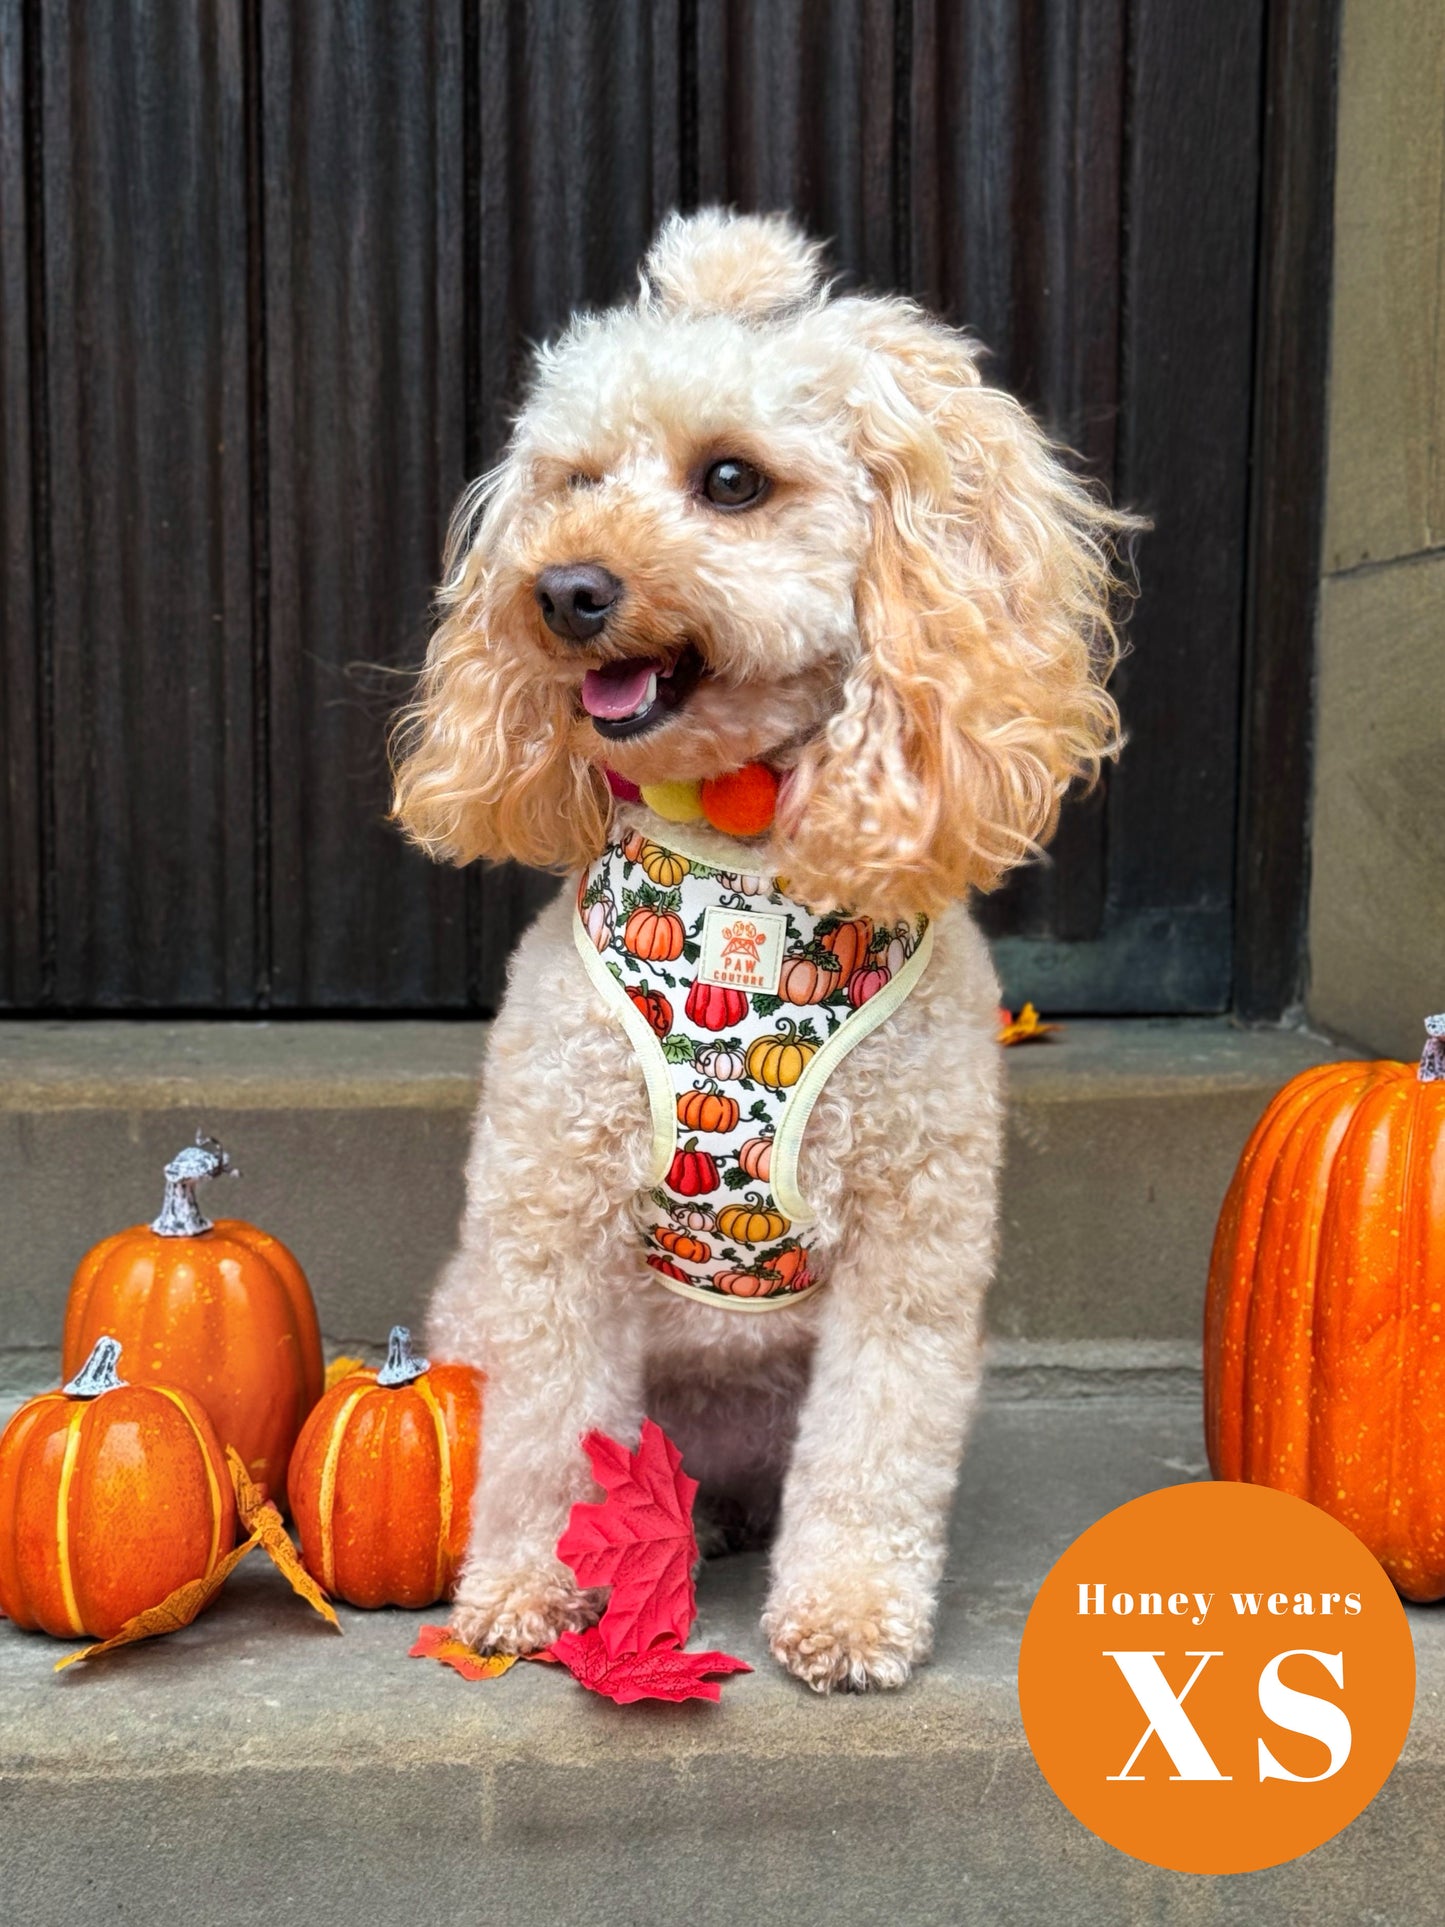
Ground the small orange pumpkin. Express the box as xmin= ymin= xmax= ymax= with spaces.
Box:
xmin=779 ymin=947 xmax=841 ymax=1006
xmin=717 ymin=1193 xmax=790 ymax=1243
xmin=1205 ymin=1017 xmax=1445 ymax=1600
xmin=676 ymin=1084 xmax=741 ymax=1134
xmin=655 ymin=1226 xmax=711 ymax=1263
xmin=288 ymin=1327 xmax=483 ymax=1610
xmin=626 ymin=985 xmax=673 ymax=1037
xmin=761 ymin=1243 xmax=811 ymax=1291
xmin=624 ymin=905 xmax=685 ymax=962
xmin=0 ymin=1337 xmax=237 ymax=1639
xmin=820 ymin=916 xmax=872 ymax=983
xmin=713 ymin=1266 xmax=771 ymax=1297
xmin=61 ymin=1137 xmax=323 ymax=1499
xmin=736 ymin=1136 xmax=773 ymax=1182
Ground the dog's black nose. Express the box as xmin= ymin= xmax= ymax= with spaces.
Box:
xmin=534 ymin=563 xmax=622 ymax=642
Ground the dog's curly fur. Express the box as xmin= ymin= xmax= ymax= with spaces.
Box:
xmin=392 ymin=209 xmax=1129 ymax=1691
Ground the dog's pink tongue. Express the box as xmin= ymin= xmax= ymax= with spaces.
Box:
xmin=581 ymin=659 xmax=659 ymax=720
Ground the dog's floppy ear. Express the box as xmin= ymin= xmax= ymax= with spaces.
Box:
xmin=390 ymin=473 xmax=608 ymax=873
xmin=776 ymin=299 xmax=1129 ymax=923
xmin=641 ymin=208 xmax=825 ymax=319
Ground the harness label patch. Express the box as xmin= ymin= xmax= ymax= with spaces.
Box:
xmin=696 ymin=905 xmax=787 ymax=996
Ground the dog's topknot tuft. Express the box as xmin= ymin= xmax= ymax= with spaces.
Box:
xmin=640 ymin=208 xmax=826 ymax=320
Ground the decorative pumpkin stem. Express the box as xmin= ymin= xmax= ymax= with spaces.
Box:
xmin=377 ymin=1325 xmax=430 ymax=1388
xmin=1421 ymin=1015 xmax=1445 ymax=1084
xmin=151 ymin=1133 xmax=235 ymax=1237
xmin=63 ymin=1336 xmax=127 ymax=1399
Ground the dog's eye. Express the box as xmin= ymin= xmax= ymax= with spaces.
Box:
xmin=701 ymin=458 xmax=767 ymax=510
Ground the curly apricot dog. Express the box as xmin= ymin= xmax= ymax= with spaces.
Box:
xmin=392 ymin=209 xmax=1126 ymax=1690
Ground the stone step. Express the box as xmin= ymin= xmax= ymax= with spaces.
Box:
xmin=0 ymin=1017 xmax=1353 ymax=1393
xmin=2 ymin=1390 xmax=1438 ymax=1926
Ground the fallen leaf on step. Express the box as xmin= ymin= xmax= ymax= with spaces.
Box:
xmin=556 ymin=1418 xmax=699 ymax=1657
xmin=226 ymin=1447 xmax=340 ymax=1630
xmin=55 ymin=1533 xmax=260 ymax=1670
xmin=544 ymin=1626 xmax=751 ymax=1705
xmin=997 ymin=1002 xmax=1060 ymax=1046
xmin=409 ymin=1623 xmax=517 ymax=1680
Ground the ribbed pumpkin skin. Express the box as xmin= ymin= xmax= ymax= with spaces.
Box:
xmin=0 ymin=1382 xmax=236 ymax=1638
xmin=287 ymin=1364 xmax=482 ymax=1609
xmin=62 ymin=1218 xmax=323 ymax=1500
xmin=1205 ymin=1058 xmax=1445 ymax=1601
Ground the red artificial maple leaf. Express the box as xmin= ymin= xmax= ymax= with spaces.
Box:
xmin=557 ymin=1418 xmax=700 ymax=1657
xmin=544 ymin=1626 xmax=751 ymax=1705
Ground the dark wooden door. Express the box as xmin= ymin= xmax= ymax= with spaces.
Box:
xmin=1 ymin=1 xmax=1273 ymax=1014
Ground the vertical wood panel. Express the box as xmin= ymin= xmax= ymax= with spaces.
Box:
xmin=1104 ymin=1 xmax=1264 ymax=976
xmin=0 ymin=0 xmax=42 ymax=1004
xmin=468 ymin=0 xmax=685 ymax=1010
xmin=262 ymin=1 xmax=467 ymax=1007
xmin=39 ymin=0 xmax=255 ymax=1007
xmin=695 ymin=0 xmax=900 ymax=287
xmin=912 ymin=0 xmax=1125 ymax=950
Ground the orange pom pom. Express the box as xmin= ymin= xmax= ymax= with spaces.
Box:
xmin=700 ymin=763 xmax=779 ymax=837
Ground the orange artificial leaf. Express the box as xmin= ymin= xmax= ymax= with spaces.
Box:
xmin=409 ymin=1623 xmax=517 ymax=1681
xmin=226 ymin=1447 xmax=340 ymax=1629
xmin=997 ymin=1002 xmax=1060 ymax=1047
xmin=324 ymin=1354 xmax=367 ymax=1392
xmin=55 ymin=1532 xmax=260 ymax=1671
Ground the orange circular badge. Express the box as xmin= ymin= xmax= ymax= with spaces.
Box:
xmin=1018 ymin=1481 xmax=1415 ymax=1874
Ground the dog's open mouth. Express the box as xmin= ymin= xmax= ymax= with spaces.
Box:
xmin=580 ymin=644 xmax=704 ymax=740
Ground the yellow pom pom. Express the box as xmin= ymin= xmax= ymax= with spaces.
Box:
xmin=640 ymin=779 xmax=705 ymax=823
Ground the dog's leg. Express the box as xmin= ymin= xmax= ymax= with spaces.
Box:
xmin=762 ymin=1035 xmax=1000 ymax=1692
xmin=426 ymin=920 xmax=652 ymax=1654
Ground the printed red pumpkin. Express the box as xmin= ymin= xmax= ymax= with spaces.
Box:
xmin=288 ymin=1327 xmax=483 ymax=1609
xmin=0 ymin=1337 xmax=237 ymax=1639
xmin=1204 ymin=1018 xmax=1445 ymax=1600
xmin=668 ymin=1138 xmax=720 ymax=1196
xmin=686 ymin=981 xmax=748 ymax=1030
xmin=627 ymin=985 xmax=673 ymax=1037
xmin=647 ymin=1255 xmax=690 ymax=1283
xmin=61 ymin=1137 xmax=323 ymax=1499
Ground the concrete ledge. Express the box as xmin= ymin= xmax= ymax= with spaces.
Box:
xmin=2 ymin=1396 xmax=1439 ymax=1926
xmin=0 ymin=1017 xmax=1353 ymax=1373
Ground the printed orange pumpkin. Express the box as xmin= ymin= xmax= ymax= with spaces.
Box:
xmin=820 ymin=916 xmax=872 ymax=983
xmin=61 ymin=1137 xmax=323 ymax=1500
xmin=713 ymin=1266 xmax=772 ymax=1297
xmin=0 ymin=1337 xmax=237 ymax=1639
xmin=676 ymin=1085 xmax=741 ymax=1134
xmin=779 ymin=948 xmax=841 ymax=1006
xmin=718 ymin=1194 xmax=790 ymax=1243
xmin=655 ymin=1226 xmax=711 ymax=1263
xmin=1204 ymin=1017 xmax=1445 ymax=1600
xmin=288 ymin=1327 xmax=483 ymax=1610
xmin=761 ymin=1244 xmax=811 ymax=1291
xmin=624 ymin=905 xmax=685 ymax=962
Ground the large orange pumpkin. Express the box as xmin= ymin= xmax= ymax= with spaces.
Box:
xmin=288 ymin=1326 xmax=483 ymax=1609
xmin=0 ymin=1337 xmax=237 ymax=1638
xmin=61 ymin=1136 xmax=323 ymax=1499
xmin=1204 ymin=1017 xmax=1445 ymax=1600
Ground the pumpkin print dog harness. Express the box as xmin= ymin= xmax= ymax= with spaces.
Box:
xmin=573 ymin=827 xmax=932 ymax=1309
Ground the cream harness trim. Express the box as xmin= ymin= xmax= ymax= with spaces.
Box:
xmin=572 ymin=828 xmax=932 ymax=1310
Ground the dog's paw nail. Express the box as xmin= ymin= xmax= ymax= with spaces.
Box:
xmin=763 ymin=1584 xmax=930 ymax=1693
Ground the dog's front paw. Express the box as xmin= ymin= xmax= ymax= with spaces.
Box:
xmin=449 ymin=1560 xmax=599 ymax=1655
xmin=763 ymin=1575 xmax=933 ymax=1694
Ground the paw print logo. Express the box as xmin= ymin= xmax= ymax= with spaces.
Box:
xmin=719 ymin=920 xmax=767 ymax=966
